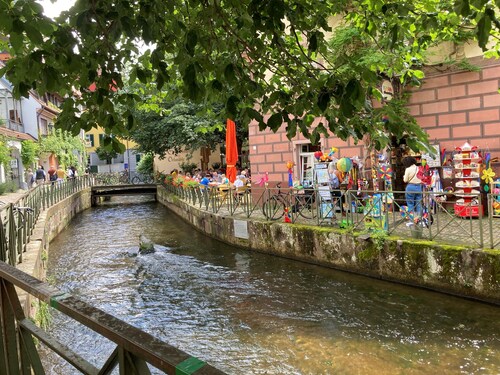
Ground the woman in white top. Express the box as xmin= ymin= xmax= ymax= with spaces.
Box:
xmin=403 ymin=156 xmax=422 ymax=218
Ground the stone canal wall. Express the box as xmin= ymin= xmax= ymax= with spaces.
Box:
xmin=17 ymin=189 xmax=92 ymax=315
xmin=157 ymin=188 xmax=500 ymax=305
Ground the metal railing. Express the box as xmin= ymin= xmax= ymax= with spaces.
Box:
xmin=0 ymin=175 xmax=93 ymax=266
xmin=163 ymin=183 xmax=500 ymax=249
xmin=0 ymin=261 xmax=224 ymax=374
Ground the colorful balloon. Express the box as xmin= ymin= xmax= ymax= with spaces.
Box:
xmin=336 ymin=157 xmax=353 ymax=173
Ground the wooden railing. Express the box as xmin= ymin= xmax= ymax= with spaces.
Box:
xmin=0 ymin=175 xmax=226 ymax=374
xmin=0 ymin=261 xmax=224 ymax=374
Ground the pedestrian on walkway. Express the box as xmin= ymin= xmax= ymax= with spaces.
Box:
xmin=35 ymin=165 xmax=46 ymax=186
xmin=403 ymin=156 xmax=423 ymax=219
xmin=25 ymin=168 xmax=34 ymax=189
xmin=56 ymin=165 xmax=66 ymax=184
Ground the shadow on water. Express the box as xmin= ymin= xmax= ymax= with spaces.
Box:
xmin=42 ymin=197 xmax=500 ymax=374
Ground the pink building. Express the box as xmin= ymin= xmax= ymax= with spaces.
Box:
xmin=248 ymin=58 xmax=500 ymax=186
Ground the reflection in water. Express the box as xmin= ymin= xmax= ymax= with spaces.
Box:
xmin=44 ymin=198 xmax=500 ymax=374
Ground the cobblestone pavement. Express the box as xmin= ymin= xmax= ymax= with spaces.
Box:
xmin=0 ymin=190 xmax=30 ymax=205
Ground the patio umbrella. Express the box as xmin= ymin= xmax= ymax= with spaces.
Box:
xmin=225 ymin=119 xmax=238 ymax=183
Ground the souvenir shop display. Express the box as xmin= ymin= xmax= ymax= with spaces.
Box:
xmin=453 ymin=142 xmax=482 ymax=217
xmin=491 ymin=180 xmax=500 ymax=217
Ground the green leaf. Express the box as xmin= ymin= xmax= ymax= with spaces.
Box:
xmin=286 ymin=120 xmax=297 ymax=139
xmin=211 ymin=79 xmax=223 ymax=91
xmin=317 ymin=90 xmax=330 ymax=111
xmin=477 ymin=14 xmax=491 ymax=49
xmin=454 ymin=0 xmax=470 ymax=16
xmin=185 ymin=29 xmax=197 ymax=56
xmin=267 ymin=113 xmax=283 ymax=131
xmin=224 ymin=63 xmax=236 ymax=83
xmin=308 ymin=32 xmax=318 ymax=52
xmin=226 ymin=95 xmax=240 ymax=117
xmin=24 ymin=23 xmax=43 ymax=44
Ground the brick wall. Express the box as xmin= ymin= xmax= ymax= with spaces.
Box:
xmin=249 ymin=117 xmax=365 ymax=182
xmin=412 ymin=59 xmax=500 ymax=157
xmin=249 ymin=58 xmax=500 ymax=183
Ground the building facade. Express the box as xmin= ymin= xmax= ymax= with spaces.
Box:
xmin=248 ymin=57 xmax=500 ymax=187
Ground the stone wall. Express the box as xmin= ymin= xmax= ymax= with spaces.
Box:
xmin=17 ymin=189 xmax=92 ymax=315
xmin=158 ymin=188 xmax=500 ymax=305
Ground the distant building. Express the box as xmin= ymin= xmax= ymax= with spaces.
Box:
xmin=85 ymin=127 xmax=142 ymax=174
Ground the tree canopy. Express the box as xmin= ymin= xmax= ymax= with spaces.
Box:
xmin=0 ymin=0 xmax=498 ymax=152
xmin=131 ymin=98 xmax=247 ymax=156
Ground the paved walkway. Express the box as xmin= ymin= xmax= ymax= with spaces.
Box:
xmin=0 ymin=190 xmax=30 ymax=205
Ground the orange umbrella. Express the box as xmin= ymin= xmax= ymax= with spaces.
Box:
xmin=225 ymin=119 xmax=238 ymax=183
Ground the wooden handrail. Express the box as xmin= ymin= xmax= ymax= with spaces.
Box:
xmin=0 ymin=261 xmax=225 ymax=374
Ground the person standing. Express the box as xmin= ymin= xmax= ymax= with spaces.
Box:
xmin=403 ymin=156 xmax=423 ymax=218
xmin=66 ymin=166 xmax=74 ymax=179
xmin=56 ymin=165 xmax=66 ymax=183
xmin=48 ymin=165 xmax=57 ymax=185
xmin=25 ymin=168 xmax=34 ymax=189
xmin=35 ymin=165 xmax=46 ymax=186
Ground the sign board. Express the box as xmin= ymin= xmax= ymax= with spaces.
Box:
xmin=10 ymin=159 xmax=18 ymax=169
xmin=234 ymin=220 xmax=249 ymax=239
xmin=314 ymin=163 xmax=329 ymax=185
xmin=421 ymin=144 xmax=441 ymax=168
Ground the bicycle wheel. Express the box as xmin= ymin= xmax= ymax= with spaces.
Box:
xmin=295 ymin=193 xmax=317 ymax=219
xmin=131 ymin=176 xmax=141 ymax=184
xmin=262 ymin=196 xmax=285 ymax=220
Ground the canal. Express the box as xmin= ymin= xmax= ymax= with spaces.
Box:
xmin=43 ymin=198 xmax=500 ymax=374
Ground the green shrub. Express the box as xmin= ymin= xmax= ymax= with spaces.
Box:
xmin=0 ymin=181 xmax=18 ymax=195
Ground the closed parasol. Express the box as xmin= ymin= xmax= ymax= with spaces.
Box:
xmin=225 ymin=119 xmax=238 ymax=183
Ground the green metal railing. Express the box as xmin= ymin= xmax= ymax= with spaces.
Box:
xmin=0 ymin=176 xmax=93 ymax=266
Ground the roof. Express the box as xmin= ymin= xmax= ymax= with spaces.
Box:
xmin=0 ymin=127 xmax=37 ymax=141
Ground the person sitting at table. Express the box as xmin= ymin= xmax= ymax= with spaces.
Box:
xmin=220 ymin=174 xmax=229 ymax=185
xmin=233 ymin=174 xmax=246 ymax=188
xmin=200 ymin=174 xmax=212 ymax=187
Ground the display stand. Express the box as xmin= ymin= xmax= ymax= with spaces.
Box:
xmin=453 ymin=142 xmax=482 ymax=217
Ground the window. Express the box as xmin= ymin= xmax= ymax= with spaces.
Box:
xmin=39 ymin=118 xmax=48 ymax=136
xmin=136 ymin=154 xmax=141 ymax=163
xmin=98 ymin=133 xmax=105 ymax=146
xmin=85 ymin=134 xmax=95 ymax=147
xmin=297 ymin=143 xmax=322 ymax=188
xmin=9 ymin=110 xmax=20 ymax=123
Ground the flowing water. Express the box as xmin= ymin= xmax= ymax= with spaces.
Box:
xmin=43 ymin=198 xmax=500 ymax=374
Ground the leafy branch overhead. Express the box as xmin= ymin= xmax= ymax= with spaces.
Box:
xmin=0 ymin=0 xmax=498 ymax=152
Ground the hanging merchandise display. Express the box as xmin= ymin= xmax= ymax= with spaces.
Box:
xmin=492 ymin=179 xmax=500 ymax=217
xmin=453 ymin=142 xmax=482 ymax=217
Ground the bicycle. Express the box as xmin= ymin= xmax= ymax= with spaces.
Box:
xmin=119 ymin=171 xmax=130 ymax=184
xmin=131 ymin=174 xmax=154 ymax=184
xmin=262 ymin=183 xmax=317 ymax=220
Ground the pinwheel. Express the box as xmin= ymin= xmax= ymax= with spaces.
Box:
xmin=377 ymin=165 xmax=392 ymax=181
xmin=481 ymin=167 xmax=496 ymax=192
xmin=441 ymin=148 xmax=447 ymax=166
xmin=254 ymin=172 xmax=269 ymax=187
xmin=328 ymin=147 xmax=338 ymax=157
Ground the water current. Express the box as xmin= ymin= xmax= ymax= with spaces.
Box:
xmin=43 ymin=198 xmax=500 ymax=374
